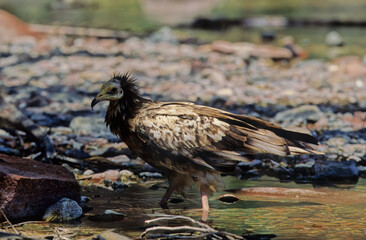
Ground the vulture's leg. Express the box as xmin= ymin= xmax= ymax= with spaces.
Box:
xmin=201 ymin=190 xmax=209 ymax=222
xmin=159 ymin=185 xmax=174 ymax=208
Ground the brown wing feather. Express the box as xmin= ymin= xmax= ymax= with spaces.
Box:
xmin=131 ymin=102 xmax=319 ymax=171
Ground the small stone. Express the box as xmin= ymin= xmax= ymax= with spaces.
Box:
xmin=43 ymin=198 xmax=82 ymax=222
xmin=112 ymin=181 xmax=128 ymax=190
xmin=119 ymin=169 xmax=136 ymax=182
xmin=139 ymin=172 xmax=164 ymax=179
xmin=72 ymin=168 xmax=83 ymax=175
xmin=149 ymin=27 xmax=177 ymax=44
xmin=325 ymin=31 xmax=344 ymax=47
xmin=83 ymin=169 xmax=94 ymax=176
xmin=65 ymin=149 xmax=90 ymax=159
xmin=295 ymin=160 xmax=315 ymax=175
xmin=274 ymin=105 xmax=323 ymax=123
xmin=80 ymin=196 xmax=91 ymax=204
xmin=347 ymin=155 xmax=362 ymax=162
xmin=104 ymin=209 xmax=123 ymax=215
xmin=107 ymin=154 xmax=131 ymax=164
xmin=261 ymin=31 xmax=276 ymax=42
xmin=0 ymin=146 xmax=20 ymax=155
xmin=119 ymin=169 xmax=134 ymax=177
xmin=104 ymin=178 xmax=112 ymax=187
xmin=88 ymin=210 xmax=125 ymax=222
xmin=217 ymin=194 xmax=240 ymax=204
xmin=236 ymin=159 xmax=264 ymax=171
xmin=216 ymin=88 xmax=234 ymax=98
xmin=79 ymin=196 xmax=92 ymax=212
xmin=90 ymin=170 xmax=120 ymax=183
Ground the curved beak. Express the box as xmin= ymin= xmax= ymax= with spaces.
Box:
xmin=91 ymin=98 xmax=100 ymax=111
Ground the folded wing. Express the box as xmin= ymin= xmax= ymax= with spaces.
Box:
xmin=132 ymin=102 xmax=320 ymax=171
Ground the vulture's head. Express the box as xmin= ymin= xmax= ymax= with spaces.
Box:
xmin=91 ymin=73 xmax=141 ymax=110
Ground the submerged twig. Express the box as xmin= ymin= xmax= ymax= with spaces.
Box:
xmin=0 ymin=208 xmax=19 ymax=234
xmin=140 ymin=214 xmax=244 ymax=240
xmin=269 ymin=159 xmax=294 ymax=175
xmin=9 ymin=220 xmax=45 ymax=228
xmin=145 ymin=215 xmax=216 ymax=232
xmin=53 ymin=154 xmax=83 ymax=165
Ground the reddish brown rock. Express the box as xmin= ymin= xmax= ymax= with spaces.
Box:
xmin=89 ymin=170 xmax=120 ymax=183
xmin=0 ymin=154 xmax=80 ymax=221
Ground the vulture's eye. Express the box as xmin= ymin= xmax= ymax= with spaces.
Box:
xmin=110 ymin=87 xmax=118 ymax=94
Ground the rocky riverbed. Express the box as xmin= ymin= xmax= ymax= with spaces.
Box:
xmin=1 ymin=26 xmax=366 ymax=180
xmin=1 ymin=19 xmax=366 ymax=239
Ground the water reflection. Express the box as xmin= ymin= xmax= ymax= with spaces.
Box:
xmin=80 ymin=176 xmax=366 ymax=239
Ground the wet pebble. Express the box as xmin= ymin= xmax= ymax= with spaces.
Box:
xmin=83 ymin=169 xmax=95 ymax=176
xmin=0 ymin=146 xmax=20 ymax=155
xmin=294 ymin=160 xmax=315 ymax=174
xmin=88 ymin=210 xmax=125 ymax=222
xmin=43 ymin=198 xmax=82 ymax=222
xmin=139 ymin=172 xmax=164 ymax=179
xmin=65 ymin=148 xmax=90 ymax=159
xmin=217 ymin=194 xmax=240 ymax=204
xmin=119 ymin=169 xmax=137 ymax=182
xmin=112 ymin=181 xmax=128 ymax=190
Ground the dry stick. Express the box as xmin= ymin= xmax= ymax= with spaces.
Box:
xmin=54 ymin=227 xmax=72 ymax=240
xmin=146 ymin=233 xmax=212 ymax=239
xmin=139 ymin=225 xmax=212 ymax=239
xmin=10 ymin=220 xmax=44 ymax=228
xmin=141 ymin=215 xmax=244 ymax=239
xmin=0 ymin=208 xmax=19 ymax=235
xmin=269 ymin=159 xmax=294 ymax=175
xmin=145 ymin=215 xmax=216 ymax=232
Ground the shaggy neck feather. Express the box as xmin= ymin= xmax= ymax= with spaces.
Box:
xmin=105 ymin=86 xmax=150 ymax=138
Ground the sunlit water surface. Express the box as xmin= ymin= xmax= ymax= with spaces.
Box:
xmin=80 ymin=176 xmax=366 ymax=239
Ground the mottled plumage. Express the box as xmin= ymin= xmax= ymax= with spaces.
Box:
xmin=92 ymin=74 xmax=321 ymax=213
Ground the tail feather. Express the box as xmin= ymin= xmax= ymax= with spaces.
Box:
xmin=217 ymin=112 xmax=321 ymax=158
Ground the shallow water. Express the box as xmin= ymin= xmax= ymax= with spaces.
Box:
xmin=78 ymin=176 xmax=366 ymax=239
